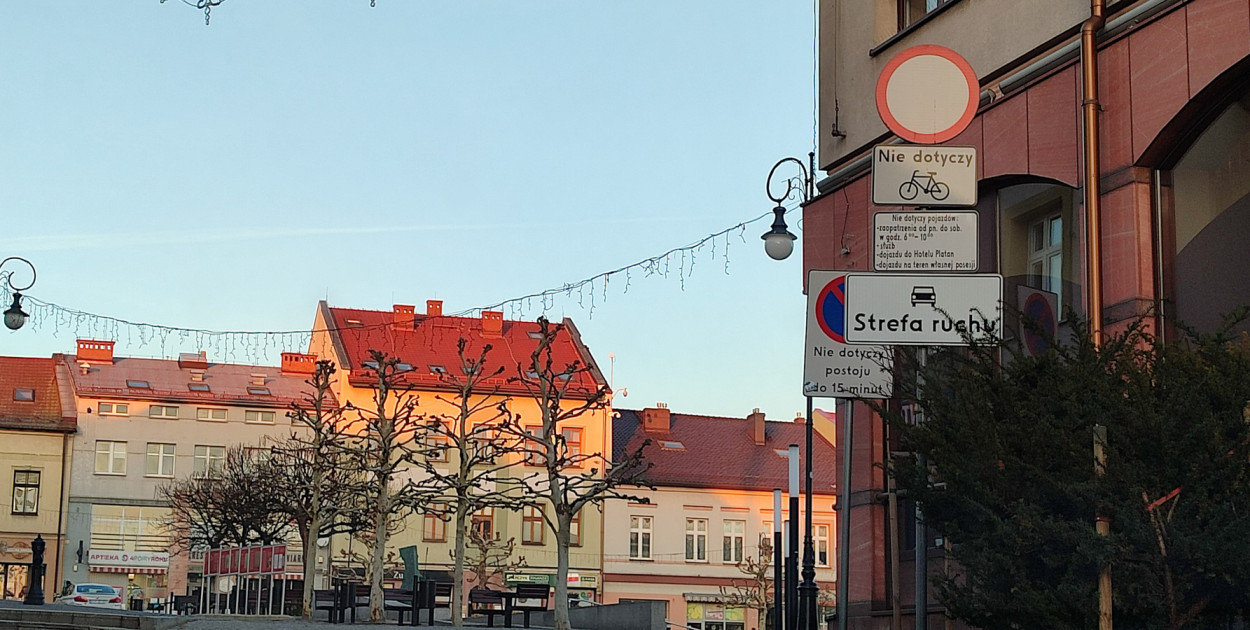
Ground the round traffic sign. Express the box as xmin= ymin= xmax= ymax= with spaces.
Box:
xmin=1021 ymin=291 xmax=1056 ymax=355
xmin=875 ymin=45 xmax=979 ymax=144
xmin=815 ymin=275 xmax=847 ymax=343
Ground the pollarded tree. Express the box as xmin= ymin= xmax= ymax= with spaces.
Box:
xmin=501 ymin=316 xmax=653 ymax=630
xmin=719 ymin=536 xmax=776 ymax=630
xmin=343 ymin=350 xmax=439 ymax=622
xmin=883 ymin=314 xmax=1250 ymax=629
xmin=270 ymin=359 xmax=369 ymax=619
xmin=408 ymin=338 xmax=526 ymax=626
xmin=159 ymin=445 xmax=291 ymax=551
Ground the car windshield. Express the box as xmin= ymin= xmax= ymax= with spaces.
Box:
xmin=78 ymin=584 xmax=115 ymax=594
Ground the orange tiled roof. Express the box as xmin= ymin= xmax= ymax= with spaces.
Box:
xmin=323 ymin=305 xmax=607 ymax=399
xmin=0 ymin=356 xmax=75 ymax=432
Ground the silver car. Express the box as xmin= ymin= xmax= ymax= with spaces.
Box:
xmin=56 ymin=583 xmax=124 ymax=609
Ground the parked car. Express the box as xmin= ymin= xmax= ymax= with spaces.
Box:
xmin=56 ymin=583 xmax=123 ymax=609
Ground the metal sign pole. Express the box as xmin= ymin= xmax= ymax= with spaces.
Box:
xmin=837 ymin=399 xmax=853 ymax=630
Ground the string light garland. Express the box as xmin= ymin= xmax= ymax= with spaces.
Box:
xmin=1 ymin=205 xmax=796 ymax=363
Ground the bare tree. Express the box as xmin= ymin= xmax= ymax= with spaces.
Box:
xmin=270 ymin=359 xmax=368 ymax=619
xmin=159 ymin=445 xmax=291 ymax=551
xmin=460 ymin=531 xmax=527 ymax=591
xmin=344 ymin=350 xmax=435 ymax=622
xmin=719 ymin=537 xmax=775 ymax=630
xmin=502 ymin=316 xmax=653 ymax=630
xmin=409 ymin=338 xmax=525 ymax=625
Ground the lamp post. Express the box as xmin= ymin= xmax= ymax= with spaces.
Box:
xmin=1 ymin=257 xmax=36 ymax=331
xmin=764 ymin=154 xmax=819 ymax=629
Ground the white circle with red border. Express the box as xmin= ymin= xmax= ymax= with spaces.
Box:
xmin=875 ymin=45 xmax=979 ymax=144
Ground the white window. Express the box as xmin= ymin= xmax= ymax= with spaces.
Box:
xmin=197 ymin=407 xmax=227 ymax=421
xmin=95 ymin=441 xmax=127 ymax=475
xmin=816 ymin=524 xmax=831 ymax=567
xmin=193 ymin=445 xmax=225 ymax=478
xmin=145 ymin=443 xmax=176 ymax=477
xmin=629 ymin=515 xmax=652 ymax=560
xmin=1028 ymin=212 xmax=1064 ymax=311
xmin=244 ymin=410 xmax=275 ymax=424
xmin=98 ymin=402 xmax=129 ymax=416
xmin=148 ymin=405 xmax=179 ymax=419
xmin=686 ymin=518 xmax=708 ymax=562
xmin=723 ymin=520 xmax=745 ymax=563
xmin=12 ymin=470 xmax=39 ymax=515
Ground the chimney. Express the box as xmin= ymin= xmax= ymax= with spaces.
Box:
xmin=281 ymin=352 xmax=318 ymax=376
xmin=748 ymin=408 xmax=766 ymax=445
xmin=794 ymin=412 xmax=805 ymax=424
xmin=178 ymin=351 xmax=208 ymax=370
xmin=426 ymin=300 xmax=443 ymax=316
xmin=76 ymin=340 xmax=115 ymax=363
xmin=482 ymin=311 xmax=503 ymax=337
xmin=392 ymin=304 xmax=416 ymax=331
xmin=642 ymin=403 xmax=671 ymax=434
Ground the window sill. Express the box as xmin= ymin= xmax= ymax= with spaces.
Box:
xmin=685 ymin=559 xmax=709 ymax=564
xmin=628 ymin=557 xmax=653 ymax=562
xmin=869 ymin=0 xmax=964 ymax=58
xmin=145 ymin=474 xmax=174 ymax=479
xmin=94 ymin=472 xmax=127 ymax=476
xmin=11 ymin=511 xmax=38 ymax=517
xmin=521 ymin=541 xmax=545 ymax=546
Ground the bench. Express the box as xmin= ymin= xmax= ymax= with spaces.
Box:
xmin=426 ymin=581 xmax=453 ymax=624
xmin=172 ymin=594 xmax=198 ymax=615
xmin=468 ymin=588 xmax=507 ymax=627
xmin=314 ymin=589 xmax=339 ymax=622
xmin=383 ymin=588 xmax=418 ymax=626
xmin=510 ymin=583 xmax=551 ymax=628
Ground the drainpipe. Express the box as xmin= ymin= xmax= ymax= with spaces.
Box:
xmin=1081 ymin=4 xmax=1111 ymax=630
xmin=53 ymin=432 xmax=70 ymax=593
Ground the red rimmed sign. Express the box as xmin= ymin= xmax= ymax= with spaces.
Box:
xmin=875 ymin=45 xmax=979 ymax=145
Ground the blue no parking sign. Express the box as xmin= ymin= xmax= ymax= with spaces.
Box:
xmin=804 ymin=271 xmax=893 ymax=399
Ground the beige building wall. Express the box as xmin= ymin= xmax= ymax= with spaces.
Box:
xmin=820 ymin=0 xmax=1089 ymax=168
xmin=603 ymin=486 xmax=837 ymax=629
xmin=0 ymin=429 xmax=70 ymax=599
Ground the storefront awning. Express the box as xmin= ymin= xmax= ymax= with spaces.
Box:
xmin=91 ymin=566 xmax=166 ymax=575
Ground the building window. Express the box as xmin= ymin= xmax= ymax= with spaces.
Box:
xmin=686 ymin=603 xmax=746 ymax=630
xmin=12 ymin=389 xmax=33 ymax=402
xmin=561 ymin=427 xmax=582 ymax=466
xmin=12 ymin=471 xmax=39 ymax=515
xmin=145 ymin=443 xmax=176 ymax=477
xmin=426 ymin=432 xmax=449 ymax=462
xmin=471 ymin=507 xmax=495 ymax=541
xmin=569 ymin=509 xmax=582 ymax=547
xmin=98 ymin=402 xmax=129 ymax=416
xmin=423 ymin=508 xmax=446 ymax=542
xmin=723 ymin=520 xmax=745 ymax=563
xmin=95 ymin=441 xmax=127 ymax=475
xmin=899 ymin=0 xmax=953 ymax=30
xmin=523 ymin=425 xmax=543 ymax=466
xmin=245 ymin=410 xmax=275 ymax=424
xmin=522 ymin=505 xmax=545 ymax=545
xmin=193 ymin=445 xmax=225 ymax=478
xmin=629 ymin=516 xmax=652 ymax=560
xmin=1028 ymin=213 xmax=1064 ymax=310
xmin=815 ymin=524 xmax=830 ymax=567
xmin=197 ymin=408 xmax=227 ymax=421
xmin=148 ymin=405 xmax=179 ymax=419
xmin=1000 ymin=183 xmax=1080 ymax=323
xmin=686 ymin=518 xmax=708 ymax=562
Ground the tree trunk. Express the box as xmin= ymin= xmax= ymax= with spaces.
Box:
xmin=452 ymin=501 xmax=468 ymax=626
xmin=369 ymin=486 xmax=389 ymax=622
xmin=553 ymin=517 xmax=572 ymax=630
xmin=299 ymin=519 xmax=315 ymax=620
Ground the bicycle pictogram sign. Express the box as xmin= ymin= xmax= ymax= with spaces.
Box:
xmin=898 ymin=170 xmax=950 ymax=201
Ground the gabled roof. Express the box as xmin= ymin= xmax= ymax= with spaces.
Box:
xmin=54 ymin=354 xmax=334 ymax=410
xmin=0 ymin=356 xmax=75 ymax=433
xmin=613 ymin=408 xmax=838 ymax=493
xmin=320 ymin=303 xmax=607 ymax=399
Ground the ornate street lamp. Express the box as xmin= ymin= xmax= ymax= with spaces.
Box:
xmin=764 ymin=153 xmax=820 ymax=629
xmin=762 ymin=153 xmax=813 ymax=261
xmin=2 ymin=257 xmax=36 ymax=331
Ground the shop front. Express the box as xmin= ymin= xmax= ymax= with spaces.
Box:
xmin=87 ymin=550 xmax=169 ymax=602
xmin=683 ymin=594 xmax=747 ymax=630
xmin=505 ymin=571 xmax=600 ymax=606
xmin=0 ymin=538 xmax=33 ymax=601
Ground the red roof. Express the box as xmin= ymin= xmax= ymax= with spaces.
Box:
xmin=613 ymin=409 xmax=838 ymax=493
xmin=0 ymin=356 xmax=75 ymax=432
xmin=322 ymin=304 xmax=606 ymax=399
xmin=55 ymin=354 xmax=335 ymax=409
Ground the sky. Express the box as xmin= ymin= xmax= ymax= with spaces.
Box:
xmin=0 ymin=1 xmax=819 ymax=422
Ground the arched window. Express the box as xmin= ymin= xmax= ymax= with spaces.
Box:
xmin=1166 ymin=87 xmax=1250 ymax=334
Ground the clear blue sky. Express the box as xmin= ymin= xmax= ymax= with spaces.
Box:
xmin=0 ymin=1 xmax=819 ymax=421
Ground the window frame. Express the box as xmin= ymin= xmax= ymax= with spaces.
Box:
xmin=95 ymin=441 xmax=128 ymax=475
xmin=11 ymin=470 xmax=40 ymax=515
xmin=145 ymin=443 xmax=176 ymax=478
xmin=148 ymin=405 xmax=179 ymax=419
xmin=98 ymin=402 xmax=130 ymax=417
xmin=244 ymin=410 xmax=276 ymax=424
xmin=629 ymin=515 xmax=653 ymax=560
xmin=723 ymin=519 xmax=746 ymax=564
xmin=193 ymin=445 xmax=226 ymax=479
xmin=13 ymin=388 xmax=34 ymax=402
xmin=423 ymin=508 xmax=447 ymax=542
xmin=522 ymin=505 xmax=545 ymax=545
xmin=686 ymin=517 xmax=709 ymax=562
xmin=471 ymin=507 xmax=496 ymax=541
xmin=561 ymin=427 xmax=582 ymax=467
xmin=569 ymin=508 xmax=582 ymax=547
xmin=196 ymin=407 xmax=228 ymax=422
xmin=523 ymin=425 xmax=544 ymax=466
xmin=815 ymin=523 xmax=831 ymax=567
